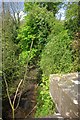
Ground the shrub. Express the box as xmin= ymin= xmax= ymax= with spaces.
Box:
xmin=40 ymin=30 xmax=74 ymax=76
xmin=35 ymin=74 xmax=55 ymax=117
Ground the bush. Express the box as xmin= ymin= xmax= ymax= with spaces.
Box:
xmin=17 ymin=4 xmax=55 ymax=65
xmin=40 ymin=30 xmax=74 ymax=76
xmin=35 ymin=74 xmax=55 ymax=117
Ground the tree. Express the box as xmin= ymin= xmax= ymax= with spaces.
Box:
xmin=38 ymin=2 xmax=62 ymax=16
xmin=2 ymin=2 xmax=23 ymax=97
xmin=17 ymin=3 xmax=55 ymax=65
xmin=64 ymin=2 xmax=80 ymax=71
xmin=40 ymin=29 xmax=74 ymax=76
xmin=24 ymin=2 xmax=62 ymax=16
xmin=64 ymin=2 xmax=79 ymax=37
xmin=2 ymin=2 xmax=24 ymax=119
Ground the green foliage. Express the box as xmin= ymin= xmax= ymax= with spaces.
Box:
xmin=51 ymin=20 xmax=64 ymax=35
xmin=40 ymin=30 xmax=74 ymax=76
xmin=3 ymin=2 xmax=80 ymax=118
xmin=17 ymin=4 xmax=55 ymax=64
xmin=64 ymin=2 xmax=80 ymax=72
xmin=38 ymin=2 xmax=62 ymax=16
xmin=19 ymin=49 xmax=38 ymax=65
xmin=24 ymin=2 xmax=35 ymax=12
xmin=24 ymin=2 xmax=62 ymax=16
xmin=35 ymin=75 xmax=55 ymax=117
xmin=2 ymin=10 xmax=24 ymax=97
xmin=65 ymin=3 xmax=78 ymax=20
xmin=3 ymin=11 xmax=19 ymax=82
xmin=64 ymin=3 xmax=79 ymax=37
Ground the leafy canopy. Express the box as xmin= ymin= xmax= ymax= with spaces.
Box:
xmin=17 ymin=3 xmax=55 ymax=64
xmin=40 ymin=30 xmax=74 ymax=76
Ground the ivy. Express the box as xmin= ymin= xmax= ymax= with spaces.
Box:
xmin=17 ymin=4 xmax=55 ymax=65
xmin=35 ymin=75 xmax=55 ymax=117
xmin=40 ymin=30 xmax=74 ymax=76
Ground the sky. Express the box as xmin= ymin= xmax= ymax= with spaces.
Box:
xmin=0 ymin=0 xmax=79 ymax=2
xmin=56 ymin=7 xmax=65 ymax=20
xmin=0 ymin=1 xmax=65 ymax=20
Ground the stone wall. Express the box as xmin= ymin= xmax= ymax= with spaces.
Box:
xmin=50 ymin=72 xmax=80 ymax=119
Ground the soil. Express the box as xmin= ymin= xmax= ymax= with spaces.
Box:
xmin=2 ymin=66 xmax=39 ymax=119
xmin=2 ymin=83 xmax=37 ymax=119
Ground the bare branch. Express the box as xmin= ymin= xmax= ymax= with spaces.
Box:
xmin=25 ymin=105 xmax=37 ymax=118
xmin=13 ymin=79 xmax=23 ymax=106
xmin=3 ymin=73 xmax=13 ymax=109
xmin=23 ymin=38 xmax=34 ymax=86
xmin=14 ymin=91 xmax=22 ymax=110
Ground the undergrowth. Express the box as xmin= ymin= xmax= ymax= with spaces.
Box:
xmin=35 ymin=74 xmax=55 ymax=117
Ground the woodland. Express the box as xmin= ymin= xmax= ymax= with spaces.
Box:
xmin=1 ymin=1 xmax=80 ymax=119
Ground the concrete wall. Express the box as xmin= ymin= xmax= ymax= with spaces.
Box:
xmin=50 ymin=72 xmax=80 ymax=119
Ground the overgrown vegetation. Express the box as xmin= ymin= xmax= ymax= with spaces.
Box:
xmin=2 ymin=5 xmax=24 ymax=99
xmin=2 ymin=1 xmax=80 ymax=119
xmin=17 ymin=3 xmax=55 ymax=65
xmin=40 ymin=30 xmax=74 ymax=75
xmin=35 ymin=75 xmax=55 ymax=117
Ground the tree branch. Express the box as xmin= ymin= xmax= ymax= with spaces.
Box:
xmin=3 ymin=73 xmax=13 ymax=109
xmin=13 ymin=79 xmax=23 ymax=106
